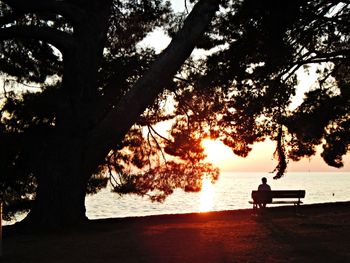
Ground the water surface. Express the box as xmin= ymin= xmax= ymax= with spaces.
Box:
xmin=85 ymin=172 xmax=350 ymax=220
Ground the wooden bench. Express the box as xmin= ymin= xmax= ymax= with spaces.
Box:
xmin=249 ymin=190 xmax=306 ymax=212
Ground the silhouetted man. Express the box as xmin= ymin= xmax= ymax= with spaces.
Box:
xmin=257 ymin=177 xmax=271 ymax=208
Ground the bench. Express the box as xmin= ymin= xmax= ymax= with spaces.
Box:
xmin=249 ymin=190 xmax=306 ymax=212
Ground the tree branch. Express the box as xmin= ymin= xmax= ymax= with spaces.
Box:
xmin=148 ymin=124 xmax=171 ymax=142
xmin=85 ymin=0 xmax=221 ymax=173
xmin=0 ymin=25 xmax=76 ymax=53
xmin=2 ymin=0 xmax=87 ymax=25
xmin=147 ymin=125 xmax=168 ymax=164
xmin=0 ymin=11 xmax=23 ymax=27
xmin=279 ymin=49 xmax=350 ymax=84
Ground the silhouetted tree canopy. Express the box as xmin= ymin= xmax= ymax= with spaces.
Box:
xmin=0 ymin=0 xmax=349 ymax=227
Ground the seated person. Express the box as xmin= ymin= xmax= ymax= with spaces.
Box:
xmin=257 ymin=177 xmax=271 ymax=208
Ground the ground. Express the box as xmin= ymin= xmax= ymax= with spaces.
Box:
xmin=2 ymin=202 xmax=350 ymax=262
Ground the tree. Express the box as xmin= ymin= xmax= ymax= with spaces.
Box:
xmin=173 ymin=0 xmax=350 ymax=178
xmin=0 ymin=0 xmax=221 ymax=228
xmin=1 ymin=0 xmax=349 ymax=229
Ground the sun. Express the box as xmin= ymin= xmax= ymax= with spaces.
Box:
xmin=201 ymin=139 xmax=235 ymax=166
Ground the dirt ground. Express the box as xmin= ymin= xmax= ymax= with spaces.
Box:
xmin=2 ymin=202 xmax=350 ymax=263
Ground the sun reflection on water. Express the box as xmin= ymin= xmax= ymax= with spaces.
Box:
xmin=199 ymin=177 xmax=215 ymax=212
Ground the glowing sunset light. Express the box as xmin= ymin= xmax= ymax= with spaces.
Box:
xmin=202 ymin=139 xmax=236 ymax=167
xmin=199 ymin=177 xmax=215 ymax=212
xmin=201 ymin=139 xmax=278 ymax=172
xmin=202 ymin=137 xmax=350 ymax=172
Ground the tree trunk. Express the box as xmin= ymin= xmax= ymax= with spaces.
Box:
xmin=20 ymin=1 xmax=112 ymax=229
xmin=19 ymin=0 xmax=219 ymax=229
xmin=21 ymin=138 xmax=89 ymax=229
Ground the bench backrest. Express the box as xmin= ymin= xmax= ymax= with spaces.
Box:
xmin=251 ymin=190 xmax=305 ymax=203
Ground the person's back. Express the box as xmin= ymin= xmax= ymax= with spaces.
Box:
xmin=257 ymin=177 xmax=271 ymax=208
xmin=258 ymin=177 xmax=271 ymax=191
xmin=258 ymin=183 xmax=271 ymax=191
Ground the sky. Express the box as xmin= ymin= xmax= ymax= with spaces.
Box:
xmin=170 ymin=0 xmax=188 ymax=12
xmin=142 ymin=1 xmax=350 ymax=173
xmin=202 ymin=138 xmax=350 ymax=173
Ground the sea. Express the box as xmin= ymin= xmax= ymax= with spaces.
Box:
xmin=5 ymin=172 xmax=350 ymax=225
xmin=85 ymin=172 xmax=350 ymax=219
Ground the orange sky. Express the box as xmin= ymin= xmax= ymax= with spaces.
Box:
xmin=202 ymin=139 xmax=350 ymax=173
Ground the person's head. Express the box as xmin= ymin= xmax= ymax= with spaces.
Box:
xmin=261 ymin=177 xmax=267 ymax=184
